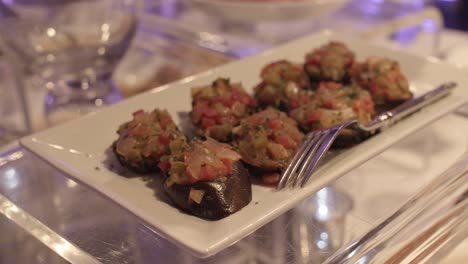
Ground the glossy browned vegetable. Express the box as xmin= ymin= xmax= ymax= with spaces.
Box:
xmin=304 ymin=41 xmax=355 ymax=84
xmin=289 ymin=82 xmax=375 ymax=147
xmin=191 ymin=78 xmax=257 ymax=142
xmin=254 ymin=60 xmax=310 ymax=110
xmin=163 ymin=137 xmax=252 ymax=220
xmin=113 ymin=109 xmax=183 ymax=174
xmin=234 ymin=108 xmax=304 ymax=172
xmin=290 ymin=82 xmax=374 ymax=130
xmin=351 ymin=56 xmax=412 ymax=106
xmin=164 ymin=161 xmax=252 ymax=220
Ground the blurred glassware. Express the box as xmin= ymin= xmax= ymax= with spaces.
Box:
xmin=290 ymin=186 xmax=353 ymax=263
xmin=184 ymin=0 xmax=350 ymax=45
xmin=0 ymin=58 xmax=29 ymax=147
xmin=113 ymin=17 xmax=234 ymax=97
xmin=348 ymin=0 xmax=428 ymax=18
xmin=0 ymin=0 xmax=138 ymax=126
xmin=142 ymin=0 xmax=441 ymax=58
xmin=189 ymin=0 xmax=350 ymax=23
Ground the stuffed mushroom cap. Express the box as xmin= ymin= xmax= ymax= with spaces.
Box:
xmin=304 ymin=41 xmax=355 ymax=84
xmin=350 ymin=56 xmax=412 ymax=106
xmin=289 ymin=82 xmax=375 ymax=147
xmin=233 ymin=108 xmax=304 ymax=172
xmin=164 ymin=137 xmax=252 ymax=220
xmin=113 ymin=109 xmax=183 ymax=174
xmin=191 ymin=78 xmax=257 ymax=142
xmin=255 ymin=60 xmax=311 ymax=110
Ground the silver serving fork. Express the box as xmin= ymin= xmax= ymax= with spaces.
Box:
xmin=277 ymin=82 xmax=457 ymax=190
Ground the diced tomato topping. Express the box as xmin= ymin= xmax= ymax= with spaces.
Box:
xmin=291 ymin=131 xmax=304 ymax=142
xmin=248 ymin=97 xmax=257 ymax=107
xmin=132 ymin=109 xmax=144 ymax=116
xmin=369 ymin=82 xmax=381 ymax=94
xmin=221 ymin=158 xmax=233 ymax=172
xmin=289 ymin=98 xmax=299 ymax=109
xmin=307 ymin=58 xmax=321 ymax=66
xmin=231 ymin=89 xmax=252 ymax=106
xmin=199 ymin=164 xmax=227 ymax=182
xmin=361 ymin=99 xmax=375 ymax=113
xmin=200 ymin=165 xmax=217 ymax=180
xmin=211 ymin=96 xmax=225 ymax=105
xmin=201 ymin=117 xmax=216 ymax=129
xmin=210 ymin=95 xmax=232 ymax=107
xmin=158 ymin=159 xmax=170 ymax=173
xmin=186 ymin=166 xmax=197 ymax=182
xmin=322 ymin=99 xmax=340 ymax=109
xmin=247 ymin=116 xmax=262 ymax=125
xmin=275 ymin=135 xmax=296 ymax=149
xmin=129 ymin=124 xmax=150 ymax=137
xmin=307 ymin=111 xmax=321 ymax=123
xmin=159 ymin=114 xmax=173 ymax=129
xmin=148 ymin=151 xmax=163 ymax=160
xmin=184 ymin=139 xmax=239 ymax=184
xmin=268 ymin=119 xmax=283 ymax=130
xmin=353 ymin=98 xmax=375 ymax=114
xmin=202 ymin=108 xmax=219 ymax=118
xmin=231 ymin=89 xmax=242 ymax=101
xmin=158 ymin=135 xmax=171 ymax=145
xmin=262 ymin=173 xmax=280 ymax=185
xmin=352 ymin=102 xmax=360 ymax=113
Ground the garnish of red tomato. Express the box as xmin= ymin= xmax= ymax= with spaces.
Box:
xmin=201 ymin=117 xmax=216 ymax=129
xmin=158 ymin=135 xmax=171 ymax=145
xmin=132 ymin=109 xmax=144 ymax=116
xmin=268 ymin=119 xmax=283 ymax=130
xmin=275 ymin=135 xmax=296 ymax=150
xmin=128 ymin=123 xmax=150 ymax=137
xmin=158 ymin=158 xmax=170 ymax=173
xmin=307 ymin=111 xmax=321 ymax=123
xmin=159 ymin=114 xmax=173 ymax=129
xmin=184 ymin=140 xmax=240 ymax=184
xmin=352 ymin=97 xmax=375 ymax=114
xmin=221 ymin=158 xmax=233 ymax=172
xmin=202 ymin=108 xmax=219 ymax=118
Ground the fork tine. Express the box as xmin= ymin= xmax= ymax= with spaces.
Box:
xmin=276 ymin=132 xmax=319 ymax=190
xmin=292 ymin=129 xmax=332 ymax=187
xmin=299 ymin=123 xmax=348 ymax=187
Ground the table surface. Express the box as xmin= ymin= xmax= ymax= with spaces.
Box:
xmin=1 ymin=3 xmax=468 ymax=263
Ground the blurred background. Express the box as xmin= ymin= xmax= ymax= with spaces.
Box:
xmin=0 ymin=1 xmax=468 ymax=264
xmin=1 ymin=0 xmax=468 ymax=146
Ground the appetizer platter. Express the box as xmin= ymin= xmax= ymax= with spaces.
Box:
xmin=20 ymin=31 xmax=468 ymax=257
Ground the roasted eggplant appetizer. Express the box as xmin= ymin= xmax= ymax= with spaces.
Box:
xmin=164 ymin=137 xmax=252 ymax=220
xmin=254 ymin=60 xmax=311 ymax=111
xmin=191 ymin=78 xmax=257 ymax=142
xmin=233 ymin=108 xmax=304 ymax=184
xmin=289 ymin=82 xmax=375 ymax=146
xmin=113 ymin=109 xmax=184 ymax=174
xmin=304 ymin=41 xmax=355 ymax=85
xmin=350 ymin=56 xmax=412 ymax=108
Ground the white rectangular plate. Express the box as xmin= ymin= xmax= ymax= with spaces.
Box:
xmin=20 ymin=31 xmax=468 ymax=258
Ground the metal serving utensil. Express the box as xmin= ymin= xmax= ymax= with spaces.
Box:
xmin=277 ymin=81 xmax=457 ymax=190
